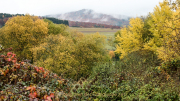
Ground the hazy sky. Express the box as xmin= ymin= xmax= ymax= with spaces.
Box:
xmin=1 ymin=0 xmax=165 ymax=17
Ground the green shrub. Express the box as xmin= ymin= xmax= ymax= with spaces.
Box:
xmin=115 ymin=49 xmax=161 ymax=74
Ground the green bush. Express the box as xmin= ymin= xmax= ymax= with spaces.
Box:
xmin=115 ymin=49 xmax=161 ymax=74
xmin=44 ymin=19 xmax=69 ymax=36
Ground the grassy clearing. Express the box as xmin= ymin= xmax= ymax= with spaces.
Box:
xmin=69 ymin=27 xmax=119 ymax=37
xmin=69 ymin=27 xmax=119 ymax=50
xmin=70 ymin=27 xmax=120 ymax=32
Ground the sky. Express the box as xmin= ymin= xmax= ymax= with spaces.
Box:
xmin=1 ymin=0 xmax=166 ymax=17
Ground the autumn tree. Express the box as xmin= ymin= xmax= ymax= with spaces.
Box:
xmin=31 ymin=31 xmax=108 ymax=80
xmin=0 ymin=14 xmax=48 ymax=62
xmin=73 ymin=32 xmax=108 ymax=79
xmin=145 ymin=0 xmax=180 ymax=61
xmin=43 ymin=19 xmax=69 ymax=36
xmin=115 ymin=17 xmax=145 ymax=59
xmin=31 ymin=34 xmax=78 ymax=79
xmin=115 ymin=0 xmax=180 ymax=62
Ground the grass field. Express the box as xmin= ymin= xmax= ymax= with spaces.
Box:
xmin=70 ymin=27 xmax=119 ymax=37
xmin=69 ymin=27 xmax=120 ymax=50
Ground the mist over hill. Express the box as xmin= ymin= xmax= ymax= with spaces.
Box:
xmin=46 ymin=9 xmax=131 ymax=27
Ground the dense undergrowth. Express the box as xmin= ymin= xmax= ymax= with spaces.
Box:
xmin=0 ymin=45 xmax=180 ymax=101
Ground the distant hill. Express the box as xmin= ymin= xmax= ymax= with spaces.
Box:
xmin=46 ymin=9 xmax=130 ymax=27
xmin=0 ymin=11 xmax=127 ymax=29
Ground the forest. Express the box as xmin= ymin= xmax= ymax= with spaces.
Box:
xmin=0 ymin=13 xmax=120 ymax=29
xmin=0 ymin=13 xmax=69 ymax=27
xmin=0 ymin=0 xmax=180 ymax=100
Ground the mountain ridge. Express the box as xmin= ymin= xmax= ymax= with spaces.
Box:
xmin=46 ymin=9 xmax=130 ymax=27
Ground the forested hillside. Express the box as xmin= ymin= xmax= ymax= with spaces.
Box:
xmin=0 ymin=13 xmax=121 ymax=29
xmin=0 ymin=13 xmax=69 ymax=27
xmin=46 ymin=9 xmax=130 ymax=27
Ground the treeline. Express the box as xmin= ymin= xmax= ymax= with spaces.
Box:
xmin=69 ymin=21 xmax=121 ymax=29
xmin=43 ymin=17 xmax=69 ymax=25
xmin=0 ymin=13 xmax=24 ymax=18
xmin=0 ymin=13 xmax=121 ymax=29
xmin=0 ymin=13 xmax=69 ymax=27
xmin=0 ymin=13 xmax=25 ymax=27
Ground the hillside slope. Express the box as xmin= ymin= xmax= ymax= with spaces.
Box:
xmin=46 ymin=9 xmax=130 ymax=27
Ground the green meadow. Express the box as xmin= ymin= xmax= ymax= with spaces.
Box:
xmin=70 ymin=27 xmax=119 ymax=50
xmin=70 ymin=27 xmax=119 ymax=36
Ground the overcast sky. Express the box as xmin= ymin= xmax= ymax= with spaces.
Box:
xmin=1 ymin=0 xmax=165 ymax=17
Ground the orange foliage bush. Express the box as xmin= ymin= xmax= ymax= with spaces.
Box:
xmin=109 ymin=50 xmax=115 ymax=59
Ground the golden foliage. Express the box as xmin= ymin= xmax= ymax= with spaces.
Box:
xmin=115 ymin=18 xmax=144 ymax=59
xmin=115 ymin=0 xmax=180 ymax=61
xmin=31 ymin=34 xmax=78 ymax=78
xmin=31 ymin=31 xmax=107 ymax=80
xmin=146 ymin=0 xmax=180 ymax=61
xmin=109 ymin=51 xmax=115 ymax=59
xmin=0 ymin=14 xmax=48 ymax=61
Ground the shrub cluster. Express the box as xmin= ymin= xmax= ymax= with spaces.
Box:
xmin=0 ymin=15 xmax=109 ymax=81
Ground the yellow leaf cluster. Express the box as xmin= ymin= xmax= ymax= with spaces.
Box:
xmin=115 ymin=18 xmax=144 ymax=59
xmin=147 ymin=0 xmax=180 ymax=61
xmin=0 ymin=14 xmax=48 ymax=61
xmin=115 ymin=0 xmax=180 ymax=61
xmin=31 ymin=31 xmax=107 ymax=80
xmin=109 ymin=51 xmax=115 ymax=59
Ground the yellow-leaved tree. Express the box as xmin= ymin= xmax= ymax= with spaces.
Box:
xmin=73 ymin=32 xmax=107 ymax=79
xmin=115 ymin=0 xmax=180 ymax=61
xmin=31 ymin=31 xmax=108 ymax=80
xmin=31 ymin=34 xmax=78 ymax=78
xmin=145 ymin=0 xmax=180 ymax=61
xmin=31 ymin=31 xmax=106 ymax=80
xmin=115 ymin=18 xmax=145 ymax=59
xmin=0 ymin=14 xmax=48 ymax=62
